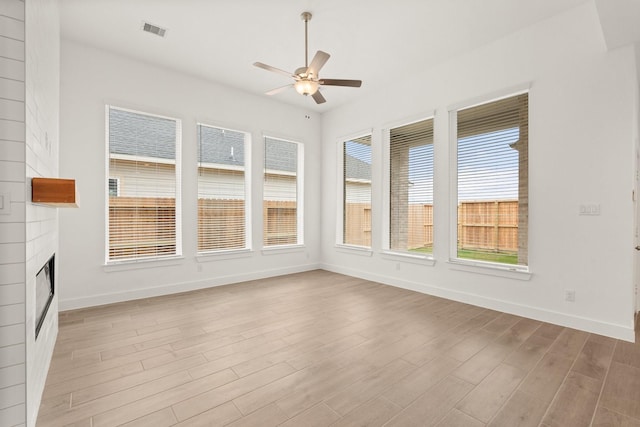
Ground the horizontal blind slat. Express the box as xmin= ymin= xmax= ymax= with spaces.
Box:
xmin=108 ymin=107 xmax=179 ymax=261
xmin=389 ymin=118 xmax=434 ymax=253
xmin=343 ymin=135 xmax=372 ymax=247
xmin=456 ymin=93 xmax=528 ymax=266
xmin=197 ymin=124 xmax=248 ymax=252
xmin=264 ymin=138 xmax=299 ymax=247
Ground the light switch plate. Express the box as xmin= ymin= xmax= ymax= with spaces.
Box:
xmin=0 ymin=192 xmax=11 ymax=215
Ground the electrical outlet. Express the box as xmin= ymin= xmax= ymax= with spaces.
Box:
xmin=197 ymin=264 xmax=203 ymax=273
xmin=579 ymin=204 xmax=600 ymax=216
xmin=564 ymin=290 xmax=576 ymax=302
xmin=396 ymin=263 xmax=401 ymax=271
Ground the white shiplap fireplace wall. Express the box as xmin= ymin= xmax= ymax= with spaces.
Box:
xmin=0 ymin=0 xmax=60 ymax=425
xmin=0 ymin=1 xmax=28 ymax=425
xmin=24 ymin=0 xmax=60 ymax=425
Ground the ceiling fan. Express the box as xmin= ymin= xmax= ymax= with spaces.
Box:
xmin=253 ymin=11 xmax=362 ymax=105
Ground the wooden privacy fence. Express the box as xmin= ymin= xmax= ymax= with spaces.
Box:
xmin=344 ymin=203 xmax=372 ymax=247
xmin=109 ymin=197 xmax=298 ymax=257
xmin=407 ymin=203 xmax=434 ymax=250
xmin=458 ymin=200 xmax=518 ymax=253
xmin=345 ymin=200 xmax=518 ymax=252
xmin=198 ymin=199 xmax=245 ymax=251
xmin=109 ymin=197 xmax=176 ymax=260
xmin=263 ymin=201 xmax=297 ymax=246
xmin=109 ymin=197 xmax=518 ymax=258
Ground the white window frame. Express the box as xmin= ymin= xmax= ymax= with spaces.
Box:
xmin=262 ymin=135 xmax=304 ymax=249
xmin=104 ymin=105 xmax=183 ymax=265
xmin=196 ymin=122 xmax=252 ymax=255
xmin=381 ymin=114 xmax=435 ymax=263
xmin=336 ymin=130 xmax=374 ymax=252
xmin=447 ymin=85 xmax=531 ymax=278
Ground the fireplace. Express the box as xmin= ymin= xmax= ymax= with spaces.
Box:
xmin=35 ymin=254 xmax=54 ymax=338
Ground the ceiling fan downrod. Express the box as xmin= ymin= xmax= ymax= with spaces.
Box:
xmin=301 ymin=12 xmax=312 ymax=69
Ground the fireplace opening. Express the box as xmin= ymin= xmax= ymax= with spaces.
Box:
xmin=35 ymin=254 xmax=55 ymax=339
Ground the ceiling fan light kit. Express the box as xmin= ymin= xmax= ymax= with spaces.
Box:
xmin=294 ymin=79 xmax=319 ymax=96
xmin=253 ymin=11 xmax=362 ymax=104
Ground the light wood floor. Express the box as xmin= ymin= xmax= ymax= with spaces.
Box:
xmin=37 ymin=270 xmax=640 ymax=427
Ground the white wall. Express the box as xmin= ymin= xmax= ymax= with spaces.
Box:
xmin=59 ymin=40 xmax=322 ymax=309
xmin=321 ymin=3 xmax=638 ymax=341
xmin=0 ymin=1 xmax=27 ymax=425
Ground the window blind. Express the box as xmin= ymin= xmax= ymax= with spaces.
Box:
xmin=456 ymin=92 xmax=528 ymax=266
xmin=343 ymin=135 xmax=372 ymax=247
xmin=264 ymin=137 xmax=299 ymax=246
xmin=197 ymin=124 xmax=248 ymax=252
xmin=107 ymin=107 xmax=181 ymax=261
xmin=389 ymin=118 xmax=434 ymax=254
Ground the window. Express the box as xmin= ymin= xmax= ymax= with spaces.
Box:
xmin=342 ymin=135 xmax=372 ymax=247
xmin=388 ymin=118 xmax=434 ymax=255
xmin=106 ymin=106 xmax=181 ymax=261
xmin=453 ymin=92 xmax=528 ymax=267
xmin=108 ymin=178 xmax=119 ymax=197
xmin=263 ymin=137 xmax=303 ymax=247
xmin=197 ymin=124 xmax=250 ymax=252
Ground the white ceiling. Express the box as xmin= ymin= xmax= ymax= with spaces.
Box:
xmin=60 ymin=0 xmax=592 ymax=113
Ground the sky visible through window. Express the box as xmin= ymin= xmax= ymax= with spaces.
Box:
xmin=346 ymin=127 xmax=519 ymax=204
xmin=345 ymin=140 xmax=371 ymax=164
xmin=458 ymin=127 xmax=519 ymax=202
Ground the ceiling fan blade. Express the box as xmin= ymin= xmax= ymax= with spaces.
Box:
xmin=265 ymin=84 xmax=293 ymax=96
xmin=320 ymin=79 xmax=362 ymax=88
xmin=312 ymin=91 xmax=326 ymax=104
xmin=308 ymin=51 xmax=330 ymax=75
xmin=253 ymin=62 xmax=295 ymax=79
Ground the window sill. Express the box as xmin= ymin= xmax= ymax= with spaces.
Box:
xmin=446 ymin=259 xmax=531 ymax=281
xmin=381 ymin=251 xmax=436 ymax=266
xmin=261 ymin=244 xmax=305 ymax=255
xmin=104 ymin=255 xmax=184 ymax=272
xmin=335 ymin=244 xmax=373 ymax=257
xmin=197 ymin=248 xmax=253 ymax=262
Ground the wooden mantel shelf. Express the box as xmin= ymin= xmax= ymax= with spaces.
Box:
xmin=32 ymin=178 xmax=78 ymax=207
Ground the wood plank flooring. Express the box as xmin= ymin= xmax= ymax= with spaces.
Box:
xmin=37 ymin=270 xmax=640 ymax=426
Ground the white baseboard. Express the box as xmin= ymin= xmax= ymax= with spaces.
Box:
xmin=59 ymin=261 xmax=635 ymax=342
xmin=321 ymin=263 xmax=636 ymax=342
xmin=59 ymin=263 xmax=322 ymax=311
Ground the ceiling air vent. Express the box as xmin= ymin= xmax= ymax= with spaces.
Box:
xmin=141 ymin=21 xmax=167 ymax=38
